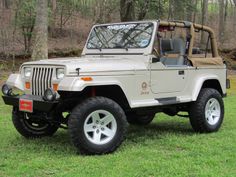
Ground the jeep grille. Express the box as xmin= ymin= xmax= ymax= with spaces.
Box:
xmin=31 ymin=67 xmax=53 ymax=96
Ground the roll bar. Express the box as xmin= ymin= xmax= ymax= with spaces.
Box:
xmin=158 ymin=20 xmax=219 ymax=57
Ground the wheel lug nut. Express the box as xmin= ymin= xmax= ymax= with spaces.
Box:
xmin=101 ymin=122 xmax=104 ymax=125
xmin=101 ymin=127 xmax=104 ymax=131
xmin=93 ymin=126 xmax=96 ymax=129
xmin=96 ymin=121 xmax=99 ymax=124
xmin=96 ymin=129 xmax=99 ymax=133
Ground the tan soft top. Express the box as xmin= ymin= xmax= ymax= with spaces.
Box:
xmin=189 ymin=57 xmax=224 ymax=67
xmin=158 ymin=20 xmax=223 ymax=67
xmin=159 ymin=21 xmax=219 ymax=57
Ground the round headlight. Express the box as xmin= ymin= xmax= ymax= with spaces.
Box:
xmin=2 ymin=84 xmax=12 ymax=96
xmin=43 ymin=88 xmax=56 ymax=101
xmin=24 ymin=67 xmax=32 ymax=78
xmin=56 ymin=68 xmax=65 ymax=79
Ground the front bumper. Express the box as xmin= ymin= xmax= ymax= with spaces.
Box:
xmin=2 ymin=94 xmax=58 ymax=112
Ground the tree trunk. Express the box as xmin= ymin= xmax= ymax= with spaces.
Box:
xmin=218 ymin=0 xmax=225 ymax=45
xmin=234 ymin=0 xmax=236 ymax=31
xmin=192 ymin=0 xmax=198 ymax=23
xmin=200 ymin=0 xmax=208 ymax=48
xmin=120 ymin=0 xmax=135 ymax=22
xmin=186 ymin=0 xmax=196 ymax=21
xmin=168 ymin=0 xmax=173 ymax=20
xmin=138 ymin=0 xmax=150 ymax=20
xmin=224 ymin=0 xmax=228 ymax=22
xmin=32 ymin=0 xmax=48 ymax=60
xmin=51 ymin=0 xmax=56 ymax=10
xmin=2 ymin=0 xmax=10 ymax=9
xmin=49 ymin=0 xmax=57 ymax=37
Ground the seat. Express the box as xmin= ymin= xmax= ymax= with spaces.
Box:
xmin=160 ymin=38 xmax=186 ymax=66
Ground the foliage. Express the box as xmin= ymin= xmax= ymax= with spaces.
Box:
xmin=147 ymin=0 xmax=169 ymax=19
xmin=92 ymin=0 xmax=119 ymax=23
xmin=15 ymin=0 xmax=36 ymax=53
xmin=120 ymin=0 xmax=198 ymax=21
xmin=0 ymin=0 xmax=236 ymax=56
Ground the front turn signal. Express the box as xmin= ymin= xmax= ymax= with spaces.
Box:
xmin=25 ymin=82 xmax=30 ymax=89
xmin=53 ymin=84 xmax=59 ymax=91
xmin=81 ymin=77 xmax=93 ymax=81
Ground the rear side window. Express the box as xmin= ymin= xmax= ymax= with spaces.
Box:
xmin=192 ymin=30 xmax=213 ymax=58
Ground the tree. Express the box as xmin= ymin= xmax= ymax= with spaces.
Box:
xmin=169 ymin=0 xmax=187 ymax=20
xmin=120 ymin=0 xmax=135 ymax=21
xmin=234 ymin=0 xmax=236 ymax=30
xmin=0 ymin=0 xmax=11 ymax=9
xmin=148 ymin=0 xmax=166 ymax=19
xmin=48 ymin=0 xmax=57 ymax=37
xmin=137 ymin=0 xmax=150 ymax=20
xmin=218 ymin=0 xmax=225 ymax=44
xmin=93 ymin=0 xmax=118 ymax=23
xmin=186 ymin=0 xmax=197 ymax=21
xmin=120 ymin=0 xmax=151 ymax=22
xmin=200 ymin=0 xmax=208 ymax=48
xmin=31 ymin=0 xmax=48 ymax=60
xmin=16 ymin=0 xmax=36 ymax=53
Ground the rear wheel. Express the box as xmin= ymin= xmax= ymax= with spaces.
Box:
xmin=126 ymin=112 xmax=155 ymax=125
xmin=12 ymin=109 xmax=59 ymax=138
xmin=189 ymin=88 xmax=224 ymax=133
xmin=68 ymin=97 xmax=128 ymax=155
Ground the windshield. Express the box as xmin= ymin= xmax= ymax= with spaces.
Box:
xmin=87 ymin=23 xmax=154 ymax=50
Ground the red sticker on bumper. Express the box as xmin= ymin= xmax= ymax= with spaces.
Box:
xmin=19 ymin=99 xmax=33 ymax=113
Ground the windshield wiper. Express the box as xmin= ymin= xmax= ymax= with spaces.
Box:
xmin=98 ymin=47 xmax=102 ymax=51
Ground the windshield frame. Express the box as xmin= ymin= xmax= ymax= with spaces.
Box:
xmin=86 ymin=22 xmax=154 ymax=50
xmin=82 ymin=21 xmax=158 ymax=55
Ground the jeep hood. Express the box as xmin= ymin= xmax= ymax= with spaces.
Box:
xmin=22 ymin=56 xmax=148 ymax=75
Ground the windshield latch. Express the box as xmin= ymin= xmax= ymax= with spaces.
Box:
xmin=76 ymin=68 xmax=81 ymax=75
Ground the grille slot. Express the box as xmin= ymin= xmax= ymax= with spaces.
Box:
xmin=31 ymin=67 xmax=53 ymax=95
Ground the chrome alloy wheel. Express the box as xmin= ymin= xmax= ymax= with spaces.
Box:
xmin=205 ymin=98 xmax=221 ymax=125
xmin=83 ymin=110 xmax=117 ymax=145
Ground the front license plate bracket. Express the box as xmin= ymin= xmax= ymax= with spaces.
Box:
xmin=19 ymin=99 xmax=33 ymax=113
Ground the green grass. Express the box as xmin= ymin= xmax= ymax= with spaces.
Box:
xmin=0 ymin=77 xmax=236 ymax=177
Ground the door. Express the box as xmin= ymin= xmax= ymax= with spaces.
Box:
xmin=150 ymin=62 xmax=188 ymax=94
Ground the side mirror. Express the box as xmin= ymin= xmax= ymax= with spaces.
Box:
xmin=152 ymin=57 xmax=160 ymax=63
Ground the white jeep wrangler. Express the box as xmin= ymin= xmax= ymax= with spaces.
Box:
xmin=2 ymin=20 xmax=230 ymax=155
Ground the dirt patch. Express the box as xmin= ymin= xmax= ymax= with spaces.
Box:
xmin=228 ymin=70 xmax=236 ymax=75
xmin=220 ymin=49 xmax=236 ymax=70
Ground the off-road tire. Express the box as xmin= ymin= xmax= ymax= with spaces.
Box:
xmin=189 ymin=88 xmax=224 ymax=133
xmin=126 ymin=112 xmax=155 ymax=125
xmin=68 ymin=97 xmax=128 ymax=155
xmin=12 ymin=109 xmax=59 ymax=138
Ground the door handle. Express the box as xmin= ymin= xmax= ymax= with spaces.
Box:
xmin=178 ymin=70 xmax=185 ymax=75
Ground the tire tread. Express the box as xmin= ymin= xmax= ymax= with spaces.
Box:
xmin=68 ymin=96 xmax=128 ymax=155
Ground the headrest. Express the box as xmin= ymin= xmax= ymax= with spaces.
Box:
xmin=161 ymin=39 xmax=173 ymax=52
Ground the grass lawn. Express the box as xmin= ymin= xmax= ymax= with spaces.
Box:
xmin=0 ymin=76 xmax=236 ymax=177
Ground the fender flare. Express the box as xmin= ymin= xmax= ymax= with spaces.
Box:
xmin=6 ymin=74 xmax=24 ymax=90
xmin=192 ymin=75 xmax=222 ymax=101
xmin=58 ymin=77 xmax=132 ymax=106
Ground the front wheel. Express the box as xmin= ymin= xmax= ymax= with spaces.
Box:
xmin=68 ymin=97 xmax=128 ymax=155
xmin=189 ymin=88 xmax=224 ymax=133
